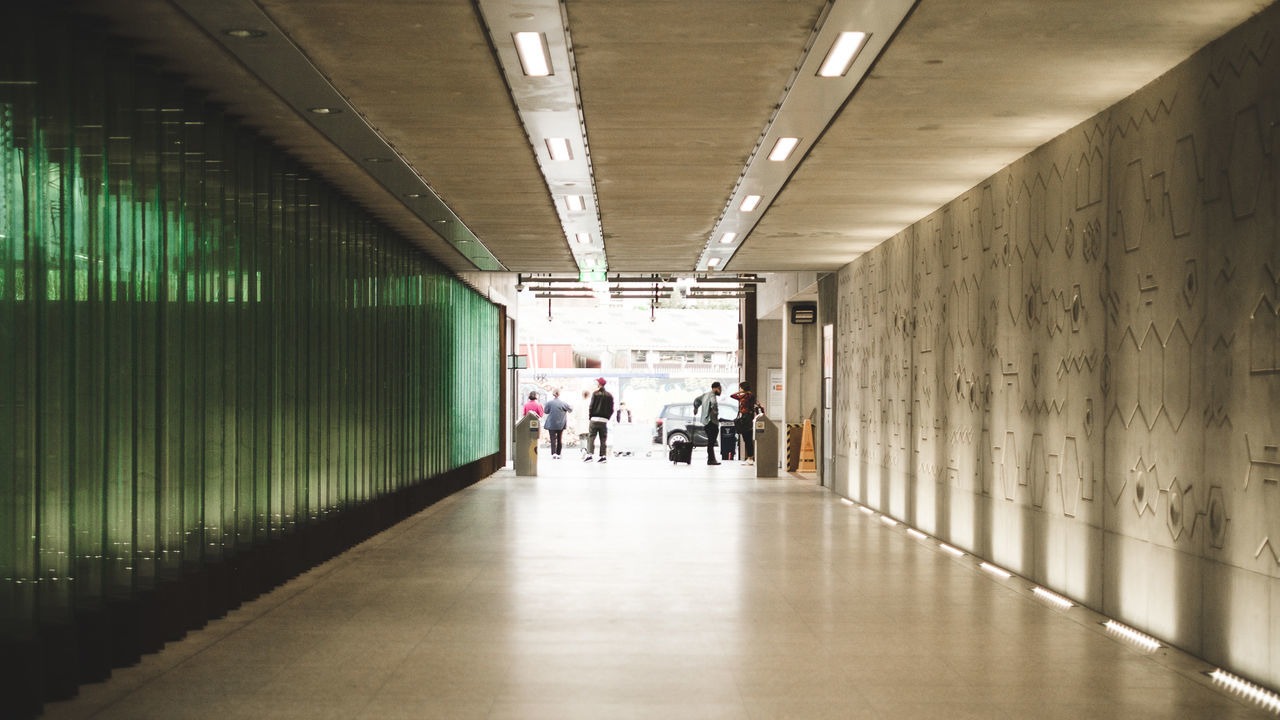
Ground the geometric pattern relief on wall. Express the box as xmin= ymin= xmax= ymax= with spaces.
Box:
xmin=833 ymin=1 xmax=1280 ymax=686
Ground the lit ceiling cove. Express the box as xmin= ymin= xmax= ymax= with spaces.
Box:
xmin=698 ymin=0 xmax=916 ymax=272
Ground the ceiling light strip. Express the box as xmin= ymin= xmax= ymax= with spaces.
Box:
xmin=173 ymin=0 xmax=505 ymax=272
xmin=476 ymin=0 xmax=604 ymax=274
xmin=697 ymin=0 xmax=915 ymax=271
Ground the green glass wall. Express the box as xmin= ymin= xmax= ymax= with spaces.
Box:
xmin=0 ymin=11 xmax=500 ymax=707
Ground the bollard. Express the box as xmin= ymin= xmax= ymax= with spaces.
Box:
xmin=785 ymin=423 xmax=801 ymax=472
xmin=514 ymin=412 xmax=540 ymax=476
xmin=754 ymin=415 xmax=779 ymax=478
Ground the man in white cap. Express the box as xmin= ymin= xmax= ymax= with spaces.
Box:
xmin=584 ymin=377 xmax=614 ymax=463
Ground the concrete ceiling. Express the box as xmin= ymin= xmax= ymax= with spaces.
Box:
xmin=82 ymin=0 xmax=1272 ymax=276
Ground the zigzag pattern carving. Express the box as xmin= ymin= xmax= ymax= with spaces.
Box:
xmin=1057 ymin=351 xmax=1099 ymax=378
xmin=1199 ymin=31 xmax=1273 ymax=99
xmin=1113 ymin=96 xmax=1177 ymax=139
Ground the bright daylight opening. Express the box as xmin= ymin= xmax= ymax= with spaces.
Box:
xmin=516 ymin=289 xmax=744 ymax=463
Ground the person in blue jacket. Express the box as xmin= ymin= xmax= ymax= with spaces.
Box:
xmin=543 ymin=389 xmax=572 ymax=459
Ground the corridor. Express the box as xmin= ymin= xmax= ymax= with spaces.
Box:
xmin=40 ymin=457 xmax=1267 ymax=719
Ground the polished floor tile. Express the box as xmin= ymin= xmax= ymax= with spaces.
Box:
xmin=40 ymin=455 xmax=1273 ymax=719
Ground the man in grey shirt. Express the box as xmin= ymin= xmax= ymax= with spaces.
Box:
xmin=695 ymin=382 xmax=722 ymax=466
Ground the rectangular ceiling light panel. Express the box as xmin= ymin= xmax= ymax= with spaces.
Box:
xmin=768 ymin=137 xmax=800 ymax=161
xmin=513 ymin=32 xmax=552 ymax=76
xmin=546 ymin=137 xmax=573 ymax=161
xmin=817 ymin=31 xmax=868 ymax=77
xmin=566 ymin=195 xmax=585 ymax=211
xmin=739 ymin=194 xmax=762 ymax=212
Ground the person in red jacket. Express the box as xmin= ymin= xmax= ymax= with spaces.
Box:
xmin=522 ymin=390 xmax=544 ymax=418
xmin=730 ymin=381 xmax=761 ymax=466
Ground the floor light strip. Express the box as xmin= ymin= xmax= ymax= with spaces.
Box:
xmin=1031 ymin=587 xmax=1073 ymax=609
xmin=939 ymin=543 xmax=964 ymax=557
xmin=840 ymin=498 xmax=854 ymax=506
xmin=979 ymin=562 xmax=1012 ymax=579
xmin=1103 ymin=620 xmax=1161 ymax=652
xmin=858 ymin=506 xmax=874 ymax=515
xmin=1209 ymin=669 xmax=1280 ymax=713
xmin=879 ymin=516 xmax=897 ymax=527
xmin=906 ymin=528 xmax=927 ymax=540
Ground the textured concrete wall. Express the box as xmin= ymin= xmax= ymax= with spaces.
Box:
xmin=831 ymin=4 xmax=1280 ymax=686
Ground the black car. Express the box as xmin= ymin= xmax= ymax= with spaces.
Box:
xmin=652 ymin=400 xmax=738 ymax=448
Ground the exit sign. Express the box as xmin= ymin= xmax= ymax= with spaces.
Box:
xmin=578 ymin=269 xmax=608 ymax=282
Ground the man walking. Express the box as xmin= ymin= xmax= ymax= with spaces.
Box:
xmin=695 ymin=381 xmax=722 ymax=466
xmin=585 ymin=377 xmax=614 ymax=463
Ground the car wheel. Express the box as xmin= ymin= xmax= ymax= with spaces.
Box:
xmin=666 ymin=431 xmax=689 ymax=449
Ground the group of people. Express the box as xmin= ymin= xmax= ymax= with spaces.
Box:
xmin=521 ymin=377 xmax=617 ymax=462
xmin=522 ymin=378 xmax=762 ymax=467
xmin=694 ymin=380 xmax=761 ymax=466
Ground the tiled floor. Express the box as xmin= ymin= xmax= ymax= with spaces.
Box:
xmin=41 ymin=452 xmax=1272 ymax=719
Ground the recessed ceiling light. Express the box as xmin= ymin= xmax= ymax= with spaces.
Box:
xmin=739 ymin=195 xmax=762 ymax=212
xmin=514 ymin=32 xmax=552 ymax=77
xmin=858 ymin=506 xmax=874 ymax=515
xmin=566 ymin=195 xmax=584 ymax=211
xmin=767 ymin=137 xmax=800 ymax=161
xmin=308 ymin=107 xmax=341 ymax=115
xmin=817 ymin=31 xmax=868 ymax=77
xmin=365 ymin=157 xmax=389 ymax=163
xmin=939 ymin=543 xmax=964 ymax=557
xmin=906 ymin=528 xmax=927 ymax=540
xmin=719 ymin=232 xmax=737 ymax=244
xmin=707 ymin=257 xmax=722 ymax=267
xmin=840 ymin=498 xmax=854 ymax=506
xmin=546 ymin=137 xmax=572 ymax=161
xmin=405 ymin=193 xmax=422 ymax=199
xmin=574 ymin=232 xmax=591 ymax=244
xmin=879 ymin=516 xmax=897 ymax=527
xmin=224 ymin=29 xmax=267 ymax=39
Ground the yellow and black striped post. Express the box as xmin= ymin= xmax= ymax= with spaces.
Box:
xmin=786 ymin=423 xmax=801 ymax=471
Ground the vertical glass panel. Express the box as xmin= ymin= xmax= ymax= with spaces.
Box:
xmin=0 ymin=7 xmax=501 ymax=675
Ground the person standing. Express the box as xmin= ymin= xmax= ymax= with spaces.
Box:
xmin=730 ymin=381 xmax=759 ymax=466
xmin=695 ymin=381 xmax=722 ymax=465
xmin=584 ymin=377 xmax=614 ymax=463
xmin=543 ymin=389 xmax=572 ymax=459
xmin=574 ymin=389 xmax=591 ymax=456
xmin=522 ymin=390 xmax=544 ymax=418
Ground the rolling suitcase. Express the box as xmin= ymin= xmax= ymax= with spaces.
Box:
xmin=668 ymin=440 xmax=693 ymax=465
